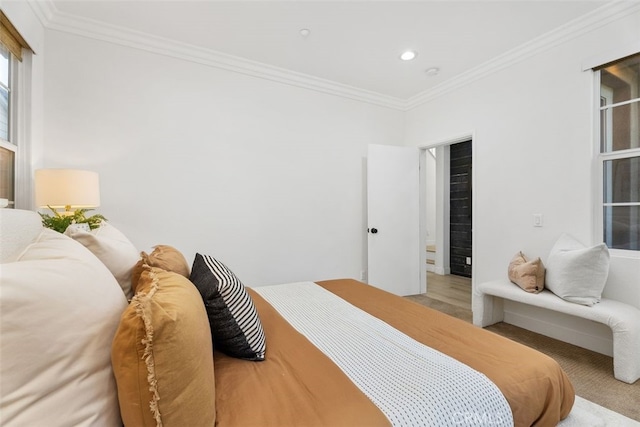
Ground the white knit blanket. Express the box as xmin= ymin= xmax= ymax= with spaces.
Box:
xmin=256 ymin=282 xmax=513 ymax=427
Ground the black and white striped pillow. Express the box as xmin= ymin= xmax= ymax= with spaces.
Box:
xmin=189 ymin=253 xmax=266 ymax=361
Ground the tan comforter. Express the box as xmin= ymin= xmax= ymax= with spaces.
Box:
xmin=214 ymin=279 xmax=574 ymax=427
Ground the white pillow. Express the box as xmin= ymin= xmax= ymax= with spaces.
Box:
xmin=0 ymin=229 xmax=128 ymax=426
xmin=0 ymin=209 xmax=43 ymax=262
xmin=545 ymin=234 xmax=610 ymax=306
xmin=65 ymin=221 xmax=139 ymax=299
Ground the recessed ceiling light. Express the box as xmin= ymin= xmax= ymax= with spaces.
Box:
xmin=400 ymin=50 xmax=417 ymax=61
xmin=300 ymin=29 xmax=311 ymax=38
xmin=425 ymin=67 xmax=440 ymax=76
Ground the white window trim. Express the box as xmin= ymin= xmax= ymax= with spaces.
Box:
xmin=0 ymin=46 xmax=32 ymax=210
xmin=1 ymin=48 xmax=17 ymax=208
xmin=592 ymin=67 xmax=640 ymax=258
xmin=13 ymin=51 xmax=32 ymax=210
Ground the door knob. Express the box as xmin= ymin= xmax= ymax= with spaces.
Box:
xmin=370 ymin=228 xmax=378 ymax=234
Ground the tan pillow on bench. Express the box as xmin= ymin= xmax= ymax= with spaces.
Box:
xmin=508 ymin=251 xmax=545 ymax=293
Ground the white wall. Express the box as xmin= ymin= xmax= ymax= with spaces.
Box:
xmin=13 ymin=1 xmax=640 ymax=353
xmin=42 ymin=30 xmax=404 ymax=286
xmin=404 ymin=9 xmax=640 ymax=354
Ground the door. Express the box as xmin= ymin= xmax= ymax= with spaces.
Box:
xmin=367 ymin=144 xmax=421 ymax=296
xmin=449 ymin=140 xmax=472 ymax=277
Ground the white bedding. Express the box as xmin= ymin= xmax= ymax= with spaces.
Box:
xmin=256 ymin=282 xmax=514 ymax=427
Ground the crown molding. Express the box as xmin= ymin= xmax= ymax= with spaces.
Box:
xmin=27 ymin=0 xmax=640 ymax=112
xmin=405 ymin=1 xmax=640 ymax=111
xmin=27 ymin=0 xmax=406 ymax=110
xmin=27 ymin=0 xmax=56 ymax=27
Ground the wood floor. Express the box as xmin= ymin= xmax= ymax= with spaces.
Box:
xmin=425 ymin=271 xmax=471 ymax=310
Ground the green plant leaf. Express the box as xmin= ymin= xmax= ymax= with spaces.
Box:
xmin=40 ymin=206 xmax=108 ymax=233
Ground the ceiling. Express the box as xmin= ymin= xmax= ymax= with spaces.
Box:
xmin=45 ymin=1 xmax=609 ymax=101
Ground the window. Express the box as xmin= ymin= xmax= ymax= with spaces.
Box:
xmin=597 ymin=53 xmax=640 ymax=250
xmin=0 ymin=11 xmax=32 ymax=208
xmin=0 ymin=43 xmax=15 ymax=206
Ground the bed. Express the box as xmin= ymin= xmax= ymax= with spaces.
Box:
xmin=217 ymin=280 xmax=574 ymax=426
xmin=0 ymin=208 xmax=574 ymax=427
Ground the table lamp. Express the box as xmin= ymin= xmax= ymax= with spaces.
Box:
xmin=35 ymin=169 xmax=100 ymax=215
xmin=34 ymin=169 xmax=105 ymax=233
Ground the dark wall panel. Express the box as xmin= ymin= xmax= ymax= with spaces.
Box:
xmin=450 ymin=141 xmax=472 ymax=278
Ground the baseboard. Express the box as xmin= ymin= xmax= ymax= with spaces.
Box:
xmin=434 ymin=267 xmax=450 ymax=275
xmin=503 ymin=302 xmax=613 ymax=357
xmin=426 ymin=264 xmax=436 ymax=273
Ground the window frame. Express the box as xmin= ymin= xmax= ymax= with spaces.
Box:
xmin=593 ymin=58 xmax=640 ymax=255
xmin=0 ymin=10 xmax=33 ymax=210
xmin=0 ymin=44 xmax=17 ymax=208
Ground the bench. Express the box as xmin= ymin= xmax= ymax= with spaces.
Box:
xmin=473 ymin=280 xmax=640 ymax=384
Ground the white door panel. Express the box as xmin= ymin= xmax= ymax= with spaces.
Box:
xmin=367 ymin=144 xmax=420 ymax=296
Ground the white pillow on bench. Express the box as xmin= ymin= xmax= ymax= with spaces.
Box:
xmin=545 ymin=233 xmax=610 ymax=306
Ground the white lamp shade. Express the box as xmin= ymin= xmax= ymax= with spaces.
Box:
xmin=35 ymin=169 xmax=100 ymax=209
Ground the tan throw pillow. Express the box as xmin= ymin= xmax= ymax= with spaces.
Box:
xmin=111 ymin=267 xmax=215 ymax=427
xmin=508 ymin=251 xmax=545 ymax=293
xmin=131 ymin=245 xmax=190 ymax=293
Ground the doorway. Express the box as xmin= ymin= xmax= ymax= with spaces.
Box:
xmin=422 ymin=138 xmax=473 ymax=286
xmin=365 ymin=141 xmax=473 ymax=296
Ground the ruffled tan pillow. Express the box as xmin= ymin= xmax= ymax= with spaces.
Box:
xmin=131 ymin=245 xmax=189 ymax=293
xmin=112 ymin=267 xmax=215 ymax=426
xmin=508 ymin=251 xmax=545 ymax=293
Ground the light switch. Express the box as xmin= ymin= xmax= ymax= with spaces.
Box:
xmin=533 ymin=214 xmax=543 ymax=227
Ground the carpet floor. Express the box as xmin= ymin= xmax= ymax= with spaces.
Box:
xmin=404 ymin=294 xmax=640 ymax=422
